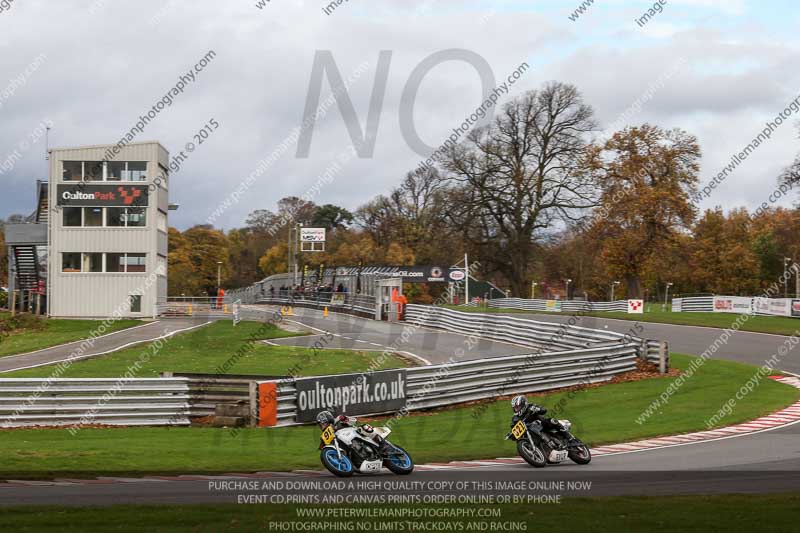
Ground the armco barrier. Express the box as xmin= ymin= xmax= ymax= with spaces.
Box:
xmin=226 ymin=290 xmax=377 ymax=319
xmin=404 ymin=304 xmax=630 ymax=351
xmin=255 ymin=304 xmax=667 ymax=426
xmin=258 ymin=343 xmax=640 ymax=427
xmin=486 ymin=298 xmax=630 ymax=313
xmin=0 ymin=378 xmax=191 ymax=428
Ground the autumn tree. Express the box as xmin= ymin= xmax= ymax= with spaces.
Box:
xmin=589 ymin=124 xmax=700 ymax=298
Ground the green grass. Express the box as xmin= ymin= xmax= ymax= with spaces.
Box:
xmin=2 ymin=494 xmax=799 ymax=532
xmin=4 ymin=321 xmax=410 ymax=378
xmin=446 ymin=303 xmax=800 ymax=336
xmin=0 ymin=353 xmax=795 ymax=479
xmin=0 ymin=312 xmax=141 ymax=358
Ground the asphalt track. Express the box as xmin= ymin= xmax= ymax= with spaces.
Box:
xmin=503 ymin=312 xmax=800 ymax=375
xmin=2 ymin=306 xmax=799 ymax=504
xmin=247 ymin=305 xmax=534 ymax=365
xmin=0 ymin=317 xmax=214 ymax=373
xmin=1 ymin=422 xmax=798 ymax=505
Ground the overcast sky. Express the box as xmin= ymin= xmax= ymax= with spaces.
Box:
xmin=1 ymin=0 xmax=798 ymax=229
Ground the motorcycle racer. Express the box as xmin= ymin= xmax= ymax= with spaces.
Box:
xmin=510 ymin=395 xmax=573 ymax=444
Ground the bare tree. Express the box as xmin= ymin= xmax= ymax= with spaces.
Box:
xmin=441 ymin=82 xmax=599 ymax=296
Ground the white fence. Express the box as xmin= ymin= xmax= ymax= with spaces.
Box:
xmin=484 ymin=298 xmax=632 ymax=313
xmin=0 ymin=378 xmax=191 ymax=428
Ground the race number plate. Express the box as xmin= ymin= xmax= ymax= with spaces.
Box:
xmin=321 ymin=426 xmax=335 ymax=445
xmin=511 ymin=421 xmax=527 ymax=440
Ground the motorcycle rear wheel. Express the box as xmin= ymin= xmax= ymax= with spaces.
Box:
xmin=517 ymin=439 xmax=546 ymax=468
xmin=384 ymin=444 xmax=414 ymax=475
xmin=568 ymin=444 xmax=592 ymax=465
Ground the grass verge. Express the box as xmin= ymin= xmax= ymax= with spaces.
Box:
xmin=0 ymin=353 xmax=795 ymax=479
xmin=0 ymin=312 xmax=141 ymax=358
xmin=2 ymin=494 xmax=799 ymax=531
xmin=3 ymin=320 xmax=410 ymax=378
xmin=445 ymin=303 xmax=800 ymax=336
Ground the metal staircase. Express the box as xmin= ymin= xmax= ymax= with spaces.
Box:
xmin=5 ymin=181 xmax=48 ymax=311
xmin=12 ymin=246 xmax=40 ymax=290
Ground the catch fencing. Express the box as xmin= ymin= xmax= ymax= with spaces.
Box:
xmin=0 ymin=378 xmax=191 ymax=428
xmin=236 ymin=289 xmax=377 ymax=318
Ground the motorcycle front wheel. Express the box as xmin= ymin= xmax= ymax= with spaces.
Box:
xmin=384 ymin=444 xmax=414 ymax=475
xmin=321 ymin=447 xmax=354 ymax=477
xmin=568 ymin=444 xmax=592 ymax=465
xmin=517 ymin=439 xmax=546 ymax=468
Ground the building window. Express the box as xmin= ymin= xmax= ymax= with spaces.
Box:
xmin=83 ymin=253 xmax=103 ymax=273
xmin=126 ymin=162 xmax=147 ymax=181
xmin=124 ymin=253 xmax=147 ymax=273
xmin=61 ymin=252 xmax=146 ymax=273
xmin=62 ymin=253 xmax=82 ymax=272
xmin=61 ymin=161 xmax=148 ymax=182
xmin=130 ymin=294 xmax=142 ymax=313
xmin=107 ymin=161 xmax=124 ymax=181
xmin=106 ymin=253 xmax=124 ymax=272
xmin=84 ymin=207 xmax=104 ymax=227
xmin=85 ymin=162 xmax=103 ymax=181
xmin=63 ymin=161 xmax=82 ymax=181
xmin=63 ymin=207 xmax=82 ymax=227
xmin=107 ymin=207 xmax=146 ymax=227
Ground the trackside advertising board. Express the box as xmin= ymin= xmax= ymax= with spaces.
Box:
xmin=713 ymin=296 xmax=754 ymax=315
xmin=754 ymin=297 xmax=792 ymax=317
xmin=792 ymin=300 xmax=800 ymax=317
xmin=627 ymin=299 xmax=644 ymax=314
xmin=294 ymin=370 xmax=407 ymax=422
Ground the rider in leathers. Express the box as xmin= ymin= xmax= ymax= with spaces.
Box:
xmin=510 ymin=395 xmax=572 ymax=445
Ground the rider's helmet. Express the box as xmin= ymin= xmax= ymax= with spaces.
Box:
xmin=358 ymin=423 xmax=375 ymax=438
xmin=511 ymin=395 xmax=528 ymax=416
xmin=316 ymin=410 xmax=334 ymax=429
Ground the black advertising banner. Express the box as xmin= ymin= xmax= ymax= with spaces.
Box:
xmin=294 ymin=369 xmax=407 ymax=422
xmin=56 ymin=184 xmax=149 ymax=207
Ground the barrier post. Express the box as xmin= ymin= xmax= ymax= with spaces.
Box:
xmin=257 ymin=382 xmax=278 ymax=427
xmin=659 ymin=341 xmax=669 ymax=374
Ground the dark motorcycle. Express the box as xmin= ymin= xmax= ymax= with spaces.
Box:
xmin=505 ymin=418 xmax=591 ymax=468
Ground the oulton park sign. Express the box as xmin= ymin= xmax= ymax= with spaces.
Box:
xmin=57 ymin=184 xmax=149 ymax=207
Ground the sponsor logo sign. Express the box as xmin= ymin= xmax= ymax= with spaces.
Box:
xmin=294 ymin=370 xmax=407 ymax=422
xmin=449 ymin=270 xmax=466 ymax=281
xmin=56 ymin=184 xmax=149 ymax=206
xmin=627 ymin=299 xmax=644 ymax=314
xmin=754 ymin=297 xmax=791 ymax=316
xmin=792 ymin=300 xmax=800 ymax=317
xmin=300 ymin=228 xmax=326 ymax=242
xmin=545 ymin=300 xmax=562 ymax=312
xmin=713 ymin=296 xmax=753 ymax=314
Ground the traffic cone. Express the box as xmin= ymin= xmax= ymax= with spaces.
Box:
xmin=323 ymin=306 xmax=329 ymax=317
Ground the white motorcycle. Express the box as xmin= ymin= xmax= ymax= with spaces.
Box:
xmin=319 ymin=419 xmax=414 ymax=477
